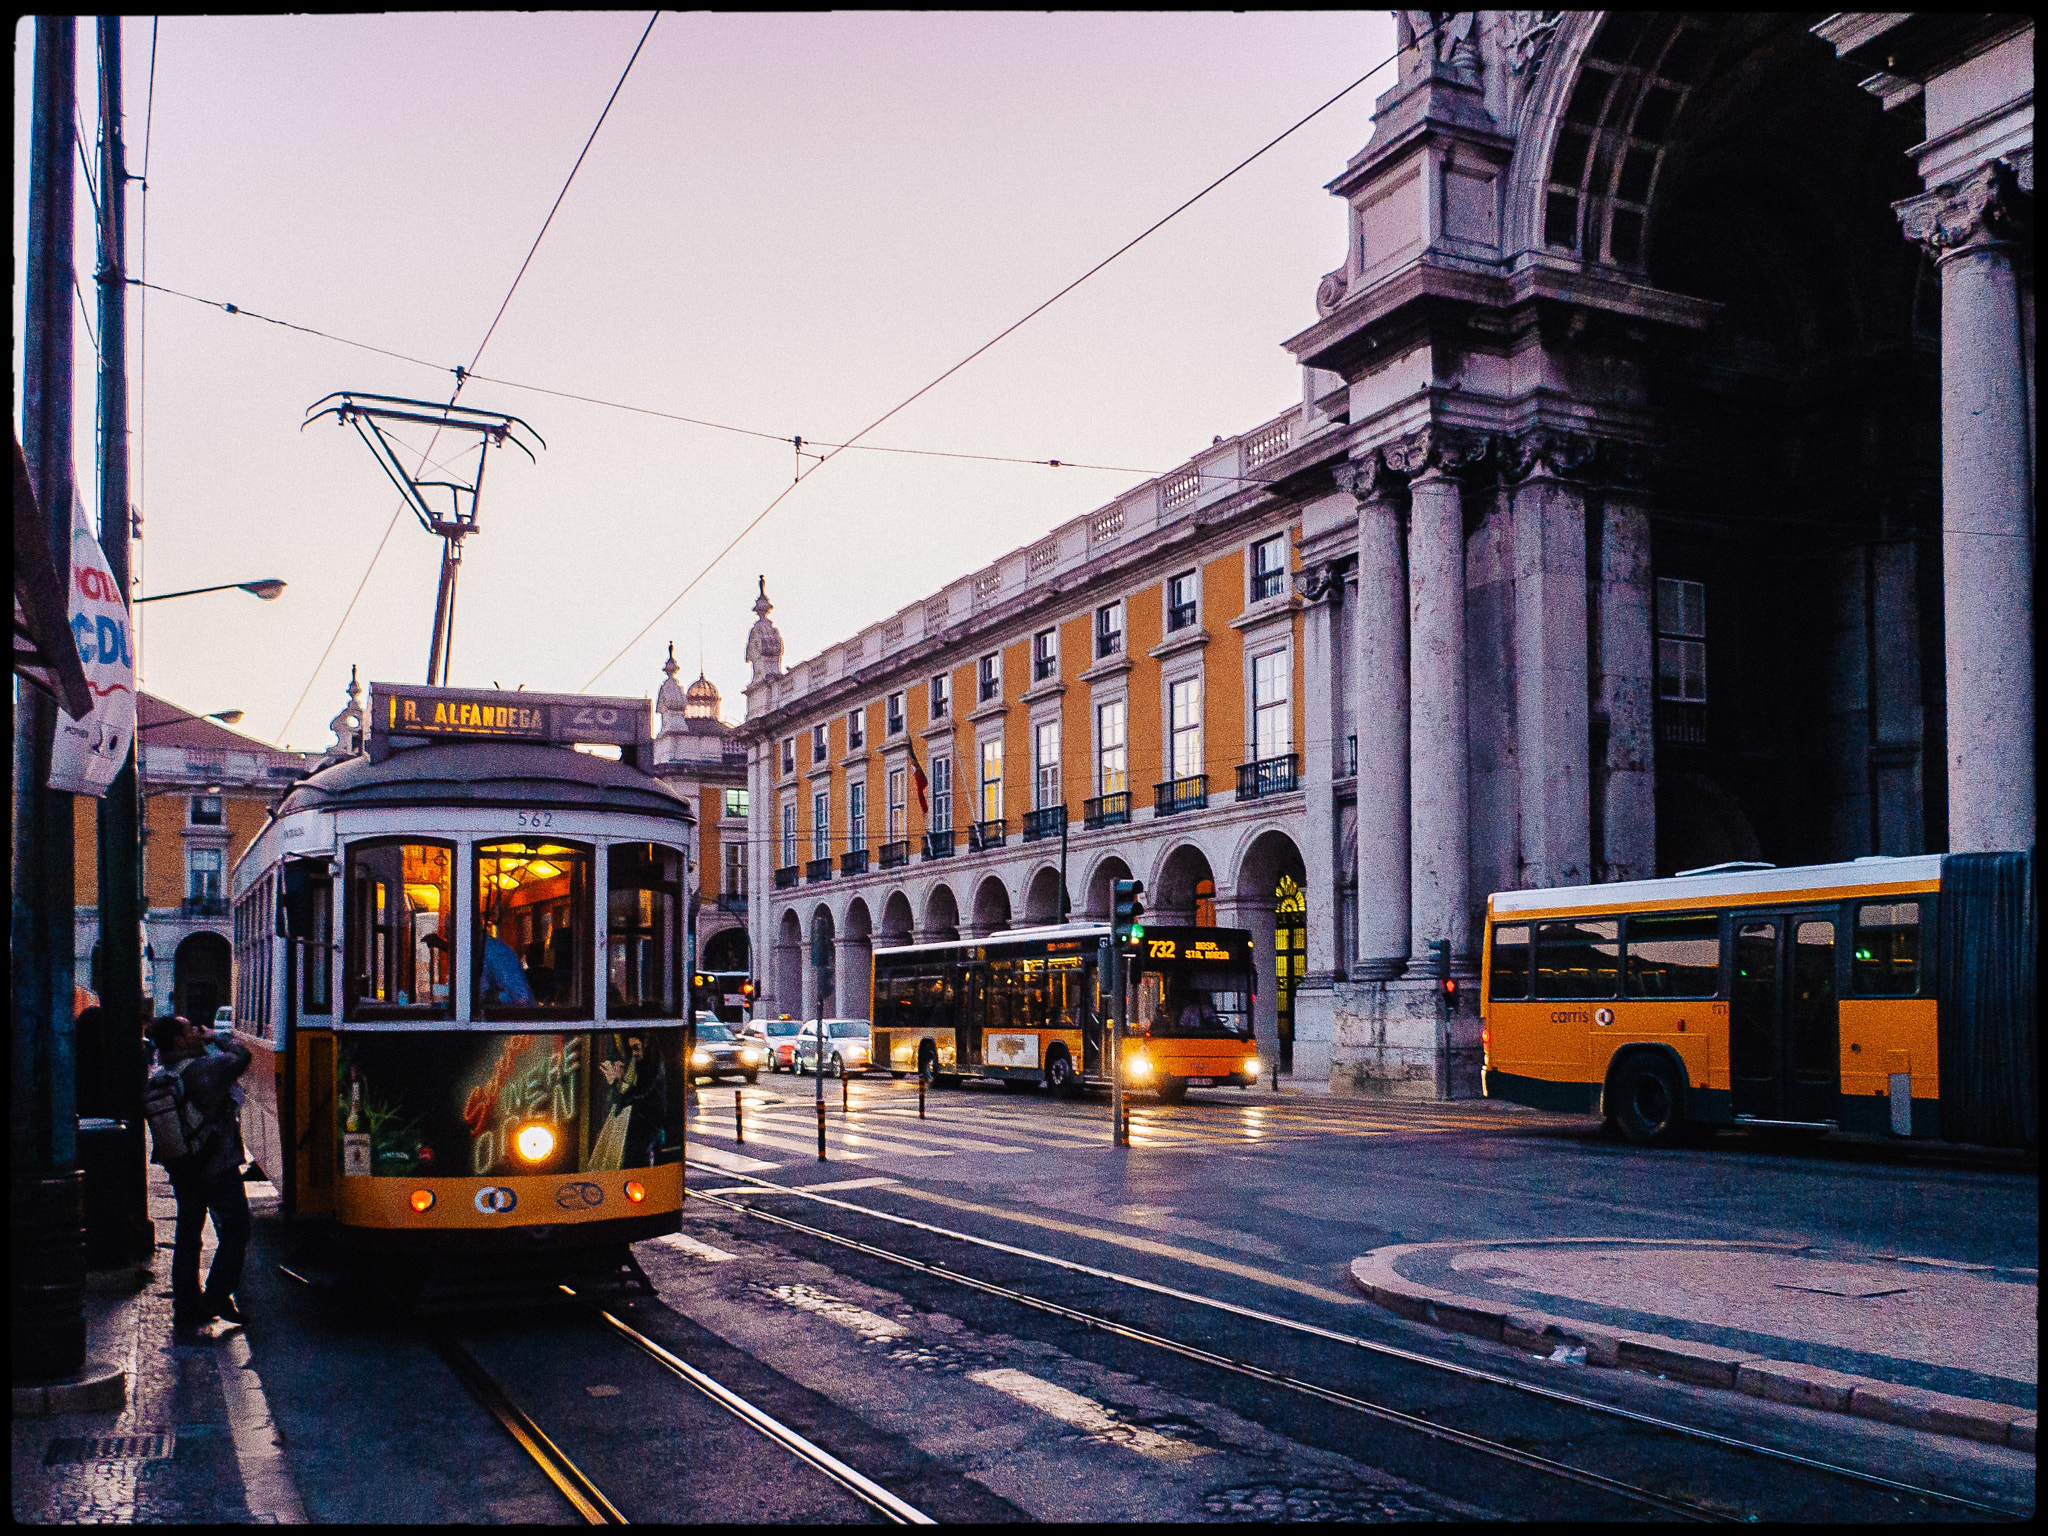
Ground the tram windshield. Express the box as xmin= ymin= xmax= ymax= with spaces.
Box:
xmin=1137 ymin=966 xmax=1253 ymax=1039
xmin=475 ymin=841 xmax=593 ymax=1019
xmin=345 ymin=840 xmax=453 ymax=1019
xmin=608 ymin=843 xmax=683 ymax=1018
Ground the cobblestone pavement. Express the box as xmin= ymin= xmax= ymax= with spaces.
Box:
xmin=12 ymin=1165 xmax=258 ymax=1526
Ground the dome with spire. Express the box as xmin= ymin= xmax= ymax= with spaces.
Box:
xmin=683 ymin=670 xmax=721 ymax=720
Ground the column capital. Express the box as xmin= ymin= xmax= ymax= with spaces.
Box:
xmin=1293 ymin=561 xmax=1341 ymax=603
xmin=1332 ymin=449 xmax=1392 ymax=503
xmin=1385 ymin=425 xmax=1491 ymax=481
xmin=1502 ymin=428 xmax=1597 ymax=485
xmin=1895 ymin=159 xmax=2031 ymax=261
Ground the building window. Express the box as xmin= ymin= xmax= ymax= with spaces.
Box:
xmin=812 ymin=791 xmax=830 ymax=860
xmin=190 ymin=794 xmax=223 ymax=826
xmin=978 ymin=652 xmax=1002 ymax=704
xmin=1034 ymin=720 xmax=1061 ymax=809
xmin=1095 ymin=600 xmax=1124 ymax=659
xmin=188 ymin=846 xmax=224 ymax=903
xmin=980 ymin=739 xmax=1004 ymax=822
xmin=1169 ymin=675 xmax=1203 ymax=780
xmin=1250 ymin=534 xmax=1288 ymax=601
xmin=1033 ymin=628 xmax=1058 ymax=683
xmin=1097 ymin=699 xmax=1127 ymax=794
xmin=847 ymin=708 xmax=865 ymax=752
xmin=1193 ymin=876 xmax=1217 ymax=928
xmin=929 ymin=672 xmax=950 ymax=719
xmin=886 ymin=691 xmax=905 ymax=736
xmin=887 ymin=767 xmax=907 ymax=841
xmin=848 ymin=781 xmax=867 ymax=851
xmin=930 ymin=756 xmax=953 ymax=833
xmin=1656 ymin=577 xmax=1706 ymax=701
xmin=723 ymin=787 xmax=749 ymax=818
xmin=723 ymin=842 xmax=747 ymax=896
xmin=780 ymin=737 xmax=795 ymax=776
xmin=1252 ymin=649 xmax=1291 ymax=759
xmin=781 ymin=801 xmax=797 ymax=867
xmin=1167 ymin=570 xmax=1199 ymax=632
xmin=812 ymin=722 xmax=829 ymax=763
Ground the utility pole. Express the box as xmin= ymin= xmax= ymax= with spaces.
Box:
xmin=94 ymin=12 xmax=154 ymax=1268
xmin=14 ymin=13 xmax=86 ymax=1384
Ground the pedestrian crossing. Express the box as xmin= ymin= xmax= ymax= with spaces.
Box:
xmin=684 ymin=1081 xmax=1532 ymax=1170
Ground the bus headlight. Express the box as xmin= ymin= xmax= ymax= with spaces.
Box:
xmin=1127 ymin=1054 xmax=1152 ymax=1079
xmin=1244 ymin=1058 xmax=1261 ymax=1078
xmin=515 ymin=1122 xmax=555 ymax=1162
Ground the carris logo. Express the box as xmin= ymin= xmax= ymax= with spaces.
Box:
xmin=473 ymin=1186 xmax=517 ymax=1214
xmin=555 ymin=1182 xmax=604 ymax=1210
xmin=1595 ymin=1008 xmax=1615 ymax=1027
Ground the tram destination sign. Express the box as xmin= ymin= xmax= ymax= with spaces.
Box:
xmin=370 ymin=683 xmax=652 ymax=749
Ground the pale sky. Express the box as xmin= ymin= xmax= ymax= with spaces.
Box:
xmin=15 ymin=11 xmax=1398 ymax=750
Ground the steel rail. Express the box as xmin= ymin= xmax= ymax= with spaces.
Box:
xmin=692 ymin=1193 xmax=1723 ymax=1523
xmin=431 ymin=1332 xmax=627 ymax=1525
xmin=560 ymin=1286 xmax=936 ymax=1525
xmin=692 ymin=1175 xmax=2029 ymax=1521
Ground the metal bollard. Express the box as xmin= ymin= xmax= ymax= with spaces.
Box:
xmin=735 ymin=1088 xmax=744 ymax=1144
xmin=842 ymin=1072 xmax=849 ymax=1114
xmin=816 ymin=1100 xmax=827 ymax=1161
xmin=918 ymin=1079 xmax=925 ymax=1119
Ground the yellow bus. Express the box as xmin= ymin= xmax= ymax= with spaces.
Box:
xmin=1481 ymin=852 xmax=2035 ymax=1148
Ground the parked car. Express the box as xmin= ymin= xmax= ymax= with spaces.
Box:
xmin=689 ymin=1021 xmax=760 ymax=1083
xmin=754 ymin=1017 xmax=803 ymax=1072
xmin=213 ymin=1005 xmax=235 ymax=1040
xmin=794 ymin=1019 xmax=875 ymax=1077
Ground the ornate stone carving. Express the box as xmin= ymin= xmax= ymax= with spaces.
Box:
xmin=1506 ymin=10 xmax=1560 ymax=78
xmin=1332 ymin=450 xmax=1389 ymax=501
xmin=1895 ymin=159 xmax=2030 ymax=259
xmin=1294 ymin=563 xmax=1337 ymax=602
xmin=1502 ymin=428 xmax=1595 ymax=483
xmin=1384 ymin=426 xmax=1492 ymax=480
xmin=744 ymin=574 xmax=784 ymax=683
xmin=1314 ymin=268 xmax=1349 ymax=317
xmin=1399 ymin=11 xmax=1481 ymax=80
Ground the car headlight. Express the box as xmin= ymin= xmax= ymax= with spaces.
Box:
xmin=1244 ymin=1058 xmax=1261 ymax=1077
xmin=741 ymin=1048 xmax=760 ymax=1064
xmin=692 ymin=1050 xmax=710 ymax=1065
xmin=515 ymin=1122 xmax=555 ymax=1162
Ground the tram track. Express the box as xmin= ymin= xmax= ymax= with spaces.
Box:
xmin=691 ymin=1176 xmax=2031 ymax=1523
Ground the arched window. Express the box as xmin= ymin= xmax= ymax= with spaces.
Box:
xmin=1194 ymin=877 xmax=1217 ymax=928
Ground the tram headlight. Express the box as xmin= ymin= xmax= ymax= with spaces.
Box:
xmin=624 ymin=1180 xmax=646 ymax=1204
xmin=515 ymin=1122 xmax=556 ymax=1163
xmin=1244 ymin=1058 xmax=1261 ymax=1078
xmin=409 ymin=1188 xmax=435 ymax=1213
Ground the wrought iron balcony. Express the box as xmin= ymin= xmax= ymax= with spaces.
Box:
xmin=1153 ymin=775 xmax=1208 ymax=816
xmin=715 ymin=893 xmax=749 ymax=915
xmin=968 ymin=818 xmax=1007 ymax=851
xmin=1656 ymin=698 xmax=1708 ymax=748
xmin=805 ymin=857 xmax=833 ymax=883
xmin=879 ymin=840 xmax=910 ymax=869
xmin=1021 ymin=805 xmax=1067 ymax=843
xmin=1083 ymin=791 xmax=1130 ymax=830
xmin=774 ymin=865 xmax=799 ymax=890
xmin=1235 ymin=753 xmax=1299 ymax=801
xmin=922 ymin=829 xmax=956 ymax=860
xmin=179 ymin=895 xmax=229 ymax=919
xmin=840 ymin=849 xmax=869 ymax=876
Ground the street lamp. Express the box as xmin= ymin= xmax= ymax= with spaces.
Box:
xmin=135 ymin=579 xmax=285 ymax=604
xmin=137 ymin=709 xmax=242 ymax=731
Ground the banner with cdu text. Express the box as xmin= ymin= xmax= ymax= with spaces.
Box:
xmin=49 ymin=487 xmax=137 ymax=797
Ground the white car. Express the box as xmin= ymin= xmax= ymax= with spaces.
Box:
xmin=794 ymin=1019 xmax=875 ymax=1077
xmin=213 ymin=1005 xmax=235 ymax=1039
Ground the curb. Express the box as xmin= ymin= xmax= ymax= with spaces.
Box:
xmin=12 ymin=1360 xmax=127 ymax=1417
xmin=1349 ymin=1241 xmax=2036 ymax=1456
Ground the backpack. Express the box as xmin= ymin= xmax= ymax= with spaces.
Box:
xmin=143 ymin=1057 xmax=220 ymax=1169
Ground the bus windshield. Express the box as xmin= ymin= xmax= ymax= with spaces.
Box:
xmin=1137 ymin=966 xmax=1253 ymax=1039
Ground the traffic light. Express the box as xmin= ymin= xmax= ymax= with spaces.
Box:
xmin=1112 ymin=879 xmax=1146 ymax=945
xmin=1428 ymin=939 xmax=1457 ymax=1009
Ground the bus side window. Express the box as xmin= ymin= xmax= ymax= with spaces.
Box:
xmin=1852 ymin=901 xmax=1921 ymax=995
xmin=1490 ymin=926 xmax=1530 ymax=999
xmin=1624 ymin=913 xmax=1721 ymax=998
xmin=1535 ymin=920 xmax=1619 ymax=999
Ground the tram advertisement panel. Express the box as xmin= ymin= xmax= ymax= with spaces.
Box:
xmin=335 ymin=1031 xmax=684 ymax=1178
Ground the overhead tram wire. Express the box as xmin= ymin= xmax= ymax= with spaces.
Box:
xmin=579 ymin=25 xmax=1434 ymax=692
xmin=275 ymin=10 xmax=660 ymax=745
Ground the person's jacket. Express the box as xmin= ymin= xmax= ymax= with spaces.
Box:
xmin=154 ymin=1039 xmax=251 ymax=1181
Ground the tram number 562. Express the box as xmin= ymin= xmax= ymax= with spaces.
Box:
xmin=515 ymin=809 xmax=555 ymax=829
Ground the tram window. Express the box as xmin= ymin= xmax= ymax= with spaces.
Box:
xmin=1852 ymin=901 xmax=1922 ymax=996
xmin=608 ymin=843 xmax=682 ymax=1018
xmin=475 ymin=841 xmax=593 ymax=1019
xmin=1534 ymin=919 xmax=1620 ymax=999
xmin=305 ymin=876 xmax=333 ymax=1015
xmin=1489 ymin=925 xmax=1530 ymax=1000
xmin=1624 ymin=913 xmax=1721 ymax=998
xmin=344 ymin=840 xmax=453 ymax=1019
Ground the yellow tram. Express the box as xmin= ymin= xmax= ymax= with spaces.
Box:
xmin=1481 ymin=852 xmax=2036 ymax=1148
xmin=229 ymin=684 xmax=691 ymax=1274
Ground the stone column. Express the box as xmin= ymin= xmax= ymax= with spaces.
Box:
xmin=1216 ymin=893 xmax=1281 ymax=1073
xmin=1595 ymin=465 xmax=1657 ymax=882
xmin=1506 ymin=432 xmax=1593 ymax=889
xmin=1897 ymin=161 xmax=2036 ymax=853
xmin=1298 ymin=561 xmax=1340 ymax=987
xmin=834 ymin=934 xmax=870 ymax=1020
xmin=1343 ymin=451 xmax=1411 ymax=976
xmin=1391 ymin=429 xmax=1481 ymax=972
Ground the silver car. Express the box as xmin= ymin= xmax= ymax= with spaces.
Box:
xmin=690 ymin=1021 xmax=762 ymax=1083
xmin=794 ymin=1019 xmax=875 ymax=1077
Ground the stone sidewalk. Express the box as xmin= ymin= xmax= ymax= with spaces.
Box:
xmin=1350 ymin=1236 xmax=2037 ymax=1453
xmin=11 ymin=1163 xmax=304 ymax=1525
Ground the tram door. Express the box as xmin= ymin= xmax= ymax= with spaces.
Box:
xmin=1729 ymin=912 xmax=1840 ymax=1123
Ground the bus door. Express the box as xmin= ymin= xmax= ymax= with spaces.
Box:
xmin=1081 ymin=960 xmax=1103 ymax=1075
xmin=1730 ymin=911 xmax=1840 ymax=1122
xmin=960 ymin=964 xmax=985 ymax=1069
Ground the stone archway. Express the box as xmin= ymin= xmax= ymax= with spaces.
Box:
xmin=775 ymin=909 xmax=803 ymax=1019
xmin=1151 ymin=844 xmax=1215 ymax=927
xmin=970 ymin=875 xmax=1012 ymax=937
xmin=1084 ymin=854 xmax=1133 ymax=920
xmin=921 ymin=884 xmax=960 ymax=944
xmin=701 ymin=927 xmax=750 ymax=973
xmin=841 ymin=898 xmax=874 ymax=1019
xmin=880 ymin=890 xmax=915 ymax=944
xmin=173 ymin=931 xmax=231 ymax=1023
xmin=1022 ymin=865 xmax=1065 ymax=926
xmin=1232 ymin=829 xmax=1310 ymax=1077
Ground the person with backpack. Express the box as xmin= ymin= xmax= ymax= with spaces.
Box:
xmin=143 ymin=1014 xmax=253 ymax=1332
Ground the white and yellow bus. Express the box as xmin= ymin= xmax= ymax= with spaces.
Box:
xmin=1481 ymin=852 xmax=2035 ymax=1148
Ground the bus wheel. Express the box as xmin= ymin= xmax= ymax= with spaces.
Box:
xmin=918 ymin=1044 xmax=939 ymax=1087
xmin=1044 ymin=1047 xmax=1078 ymax=1097
xmin=1155 ymin=1076 xmax=1189 ymax=1104
xmin=1612 ymin=1055 xmax=1684 ymax=1147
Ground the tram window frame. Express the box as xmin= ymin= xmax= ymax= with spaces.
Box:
xmin=343 ymin=838 xmax=456 ymax=1021
xmin=1489 ymin=925 xmax=1531 ymax=1000
xmin=1623 ymin=911 xmax=1722 ymax=999
xmin=606 ymin=842 xmax=685 ymax=1019
xmin=472 ymin=838 xmax=595 ymax=1022
xmin=304 ymin=873 xmax=334 ymax=1015
xmin=1533 ymin=918 xmax=1620 ymax=1000
xmin=1851 ymin=900 xmax=1924 ymax=997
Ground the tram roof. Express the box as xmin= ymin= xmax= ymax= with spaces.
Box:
xmin=275 ymin=740 xmax=692 ymax=823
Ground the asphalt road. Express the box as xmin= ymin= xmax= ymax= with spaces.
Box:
xmin=232 ymin=1076 xmax=2036 ymax=1522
